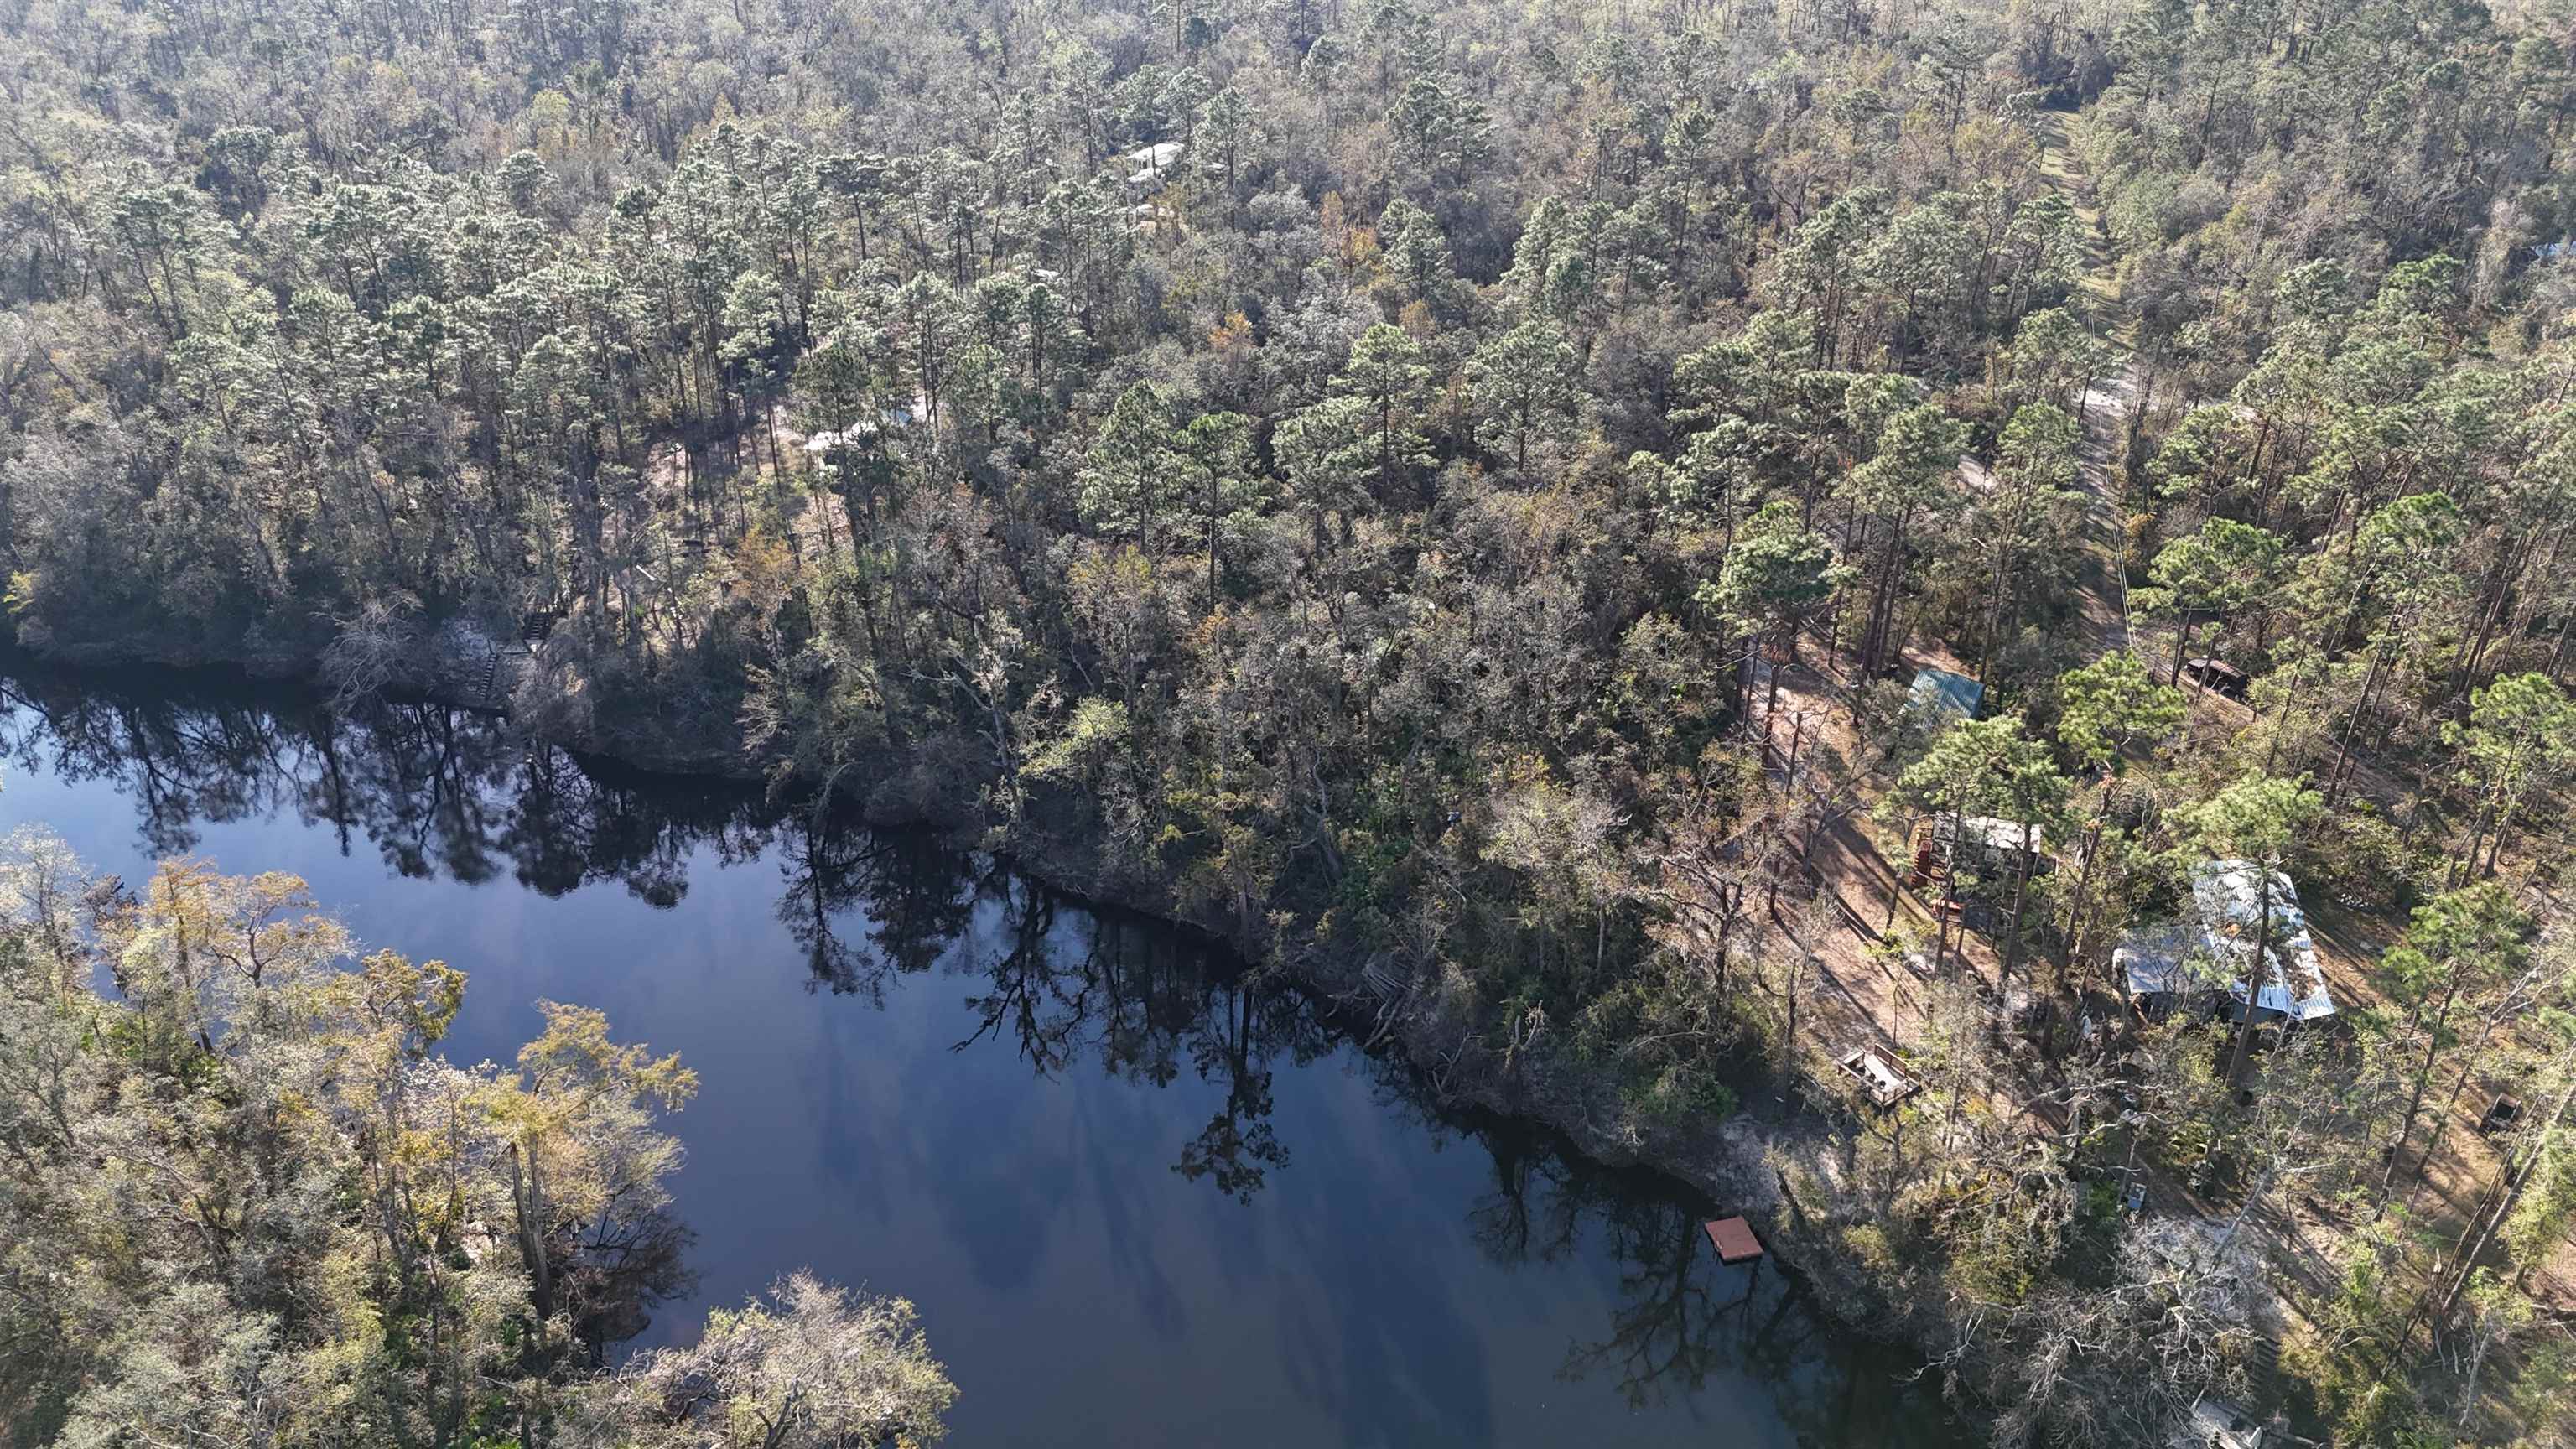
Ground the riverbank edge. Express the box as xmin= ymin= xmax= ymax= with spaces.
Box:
xmin=12 ymin=627 xmax=1971 ymax=1417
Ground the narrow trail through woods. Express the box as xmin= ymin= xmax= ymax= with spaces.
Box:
xmin=2036 ymin=108 xmax=2136 ymax=662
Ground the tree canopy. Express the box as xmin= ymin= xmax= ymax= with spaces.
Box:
xmin=11 ymin=0 xmax=2576 ymax=1438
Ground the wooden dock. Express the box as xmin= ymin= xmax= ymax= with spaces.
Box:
xmin=1702 ymin=1216 xmax=1763 ymax=1264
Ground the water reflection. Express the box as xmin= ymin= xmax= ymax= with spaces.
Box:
xmin=0 ymin=664 xmax=1332 ymax=1205
xmin=1463 ymin=1125 xmax=1791 ymax=1410
xmin=782 ymin=821 xmax=974 ymax=1000
xmin=0 ymin=658 xmax=1963 ymax=1447
xmin=0 ymin=667 xmax=765 ymax=899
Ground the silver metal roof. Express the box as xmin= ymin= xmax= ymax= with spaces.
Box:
xmin=2117 ymin=861 xmax=2334 ymax=1022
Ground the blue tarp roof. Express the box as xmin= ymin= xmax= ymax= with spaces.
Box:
xmin=1907 ymin=668 xmax=1983 ymax=722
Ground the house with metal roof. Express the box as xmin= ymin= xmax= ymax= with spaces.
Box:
xmin=2190 ymin=860 xmax=2334 ymax=1023
xmin=2117 ymin=860 xmax=2334 ymax=1025
xmin=1125 ymin=141 xmax=1185 ymax=187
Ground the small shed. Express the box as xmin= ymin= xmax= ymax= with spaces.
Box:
xmin=1906 ymin=667 xmax=1983 ymax=724
xmin=1942 ymin=814 xmax=2043 ymax=852
xmin=1912 ymin=814 xmax=2049 ymax=891
xmin=2183 ymin=657 xmax=2251 ymax=699
xmin=1940 ymin=814 xmax=2049 ymax=870
xmin=802 ymin=391 xmax=930 ymax=450
xmin=2117 ymin=919 xmax=2205 ymax=1018
xmin=2170 ymin=1394 xmax=2264 ymax=1449
xmin=2481 ymin=1093 xmax=2524 ymax=1135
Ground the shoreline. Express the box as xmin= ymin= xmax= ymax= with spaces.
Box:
xmin=5 ymin=627 xmax=1951 ymax=1397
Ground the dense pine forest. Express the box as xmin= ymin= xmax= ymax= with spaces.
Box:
xmin=12 ymin=0 xmax=2576 ymax=1441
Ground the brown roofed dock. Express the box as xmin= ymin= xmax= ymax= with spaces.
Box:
xmin=1702 ymin=1216 xmax=1763 ymax=1264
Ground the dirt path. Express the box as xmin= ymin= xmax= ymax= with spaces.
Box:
xmin=2036 ymin=109 xmax=2136 ymax=662
xmin=1744 ymin=113 xmax=2161 ymax=1142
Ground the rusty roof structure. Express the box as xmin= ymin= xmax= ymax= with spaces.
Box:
xmin=1702 ymin=1217 xmax=1764 ymax=1264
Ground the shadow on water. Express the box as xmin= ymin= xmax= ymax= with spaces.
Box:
xmin=0 ymin=656 xmax=1967 ymax=1448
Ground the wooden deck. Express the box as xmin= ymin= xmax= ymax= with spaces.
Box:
xmin=1702 ymin=1216 xmax=1763 ymax=1265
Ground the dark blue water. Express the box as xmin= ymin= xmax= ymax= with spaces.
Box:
xmin=0 ymin=663 xmax=1966 ymax=1447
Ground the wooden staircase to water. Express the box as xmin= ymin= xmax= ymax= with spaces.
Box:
xmin=473 ymin=610 xmax=563 ymax=712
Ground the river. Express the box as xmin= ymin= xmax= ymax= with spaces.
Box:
xmin=0 ymin=661 xmax=1969 ymax=1448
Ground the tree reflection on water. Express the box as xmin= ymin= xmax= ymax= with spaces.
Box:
xmin=0 ymin=659 xmax=1952 ymax=1445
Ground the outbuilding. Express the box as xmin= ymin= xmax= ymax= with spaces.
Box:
xmin=1910 ymin=813 xmax=2049 ymax=891
xmin=1837 ymin=1046 xmax=1925 ymax=1109
xmin=1906 ymin=667 xmax=1982 ymax=724
xmin=2182 ymin=657 xmax=2251 ymax=699
xmin=2170 ymin=1394 xmax=2266 ymax=1449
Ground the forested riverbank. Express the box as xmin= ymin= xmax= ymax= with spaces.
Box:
xmin=0 ymin=659 xmax=1974 ymax=1448
xmin=0 ymin=641 xmax=1883 ymax=1328
xmin=14 ymin=0 xmax=2576 ymax=1441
